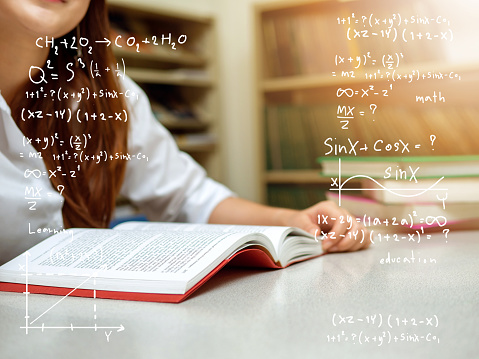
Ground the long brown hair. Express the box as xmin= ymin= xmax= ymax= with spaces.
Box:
xmin=12 ymin=0 xmax=128 ymax=228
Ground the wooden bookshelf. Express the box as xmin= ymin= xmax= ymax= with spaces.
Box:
xmin=255 ymin=0 xmax=479 ymax=209
xmin=262 ymin=61 xmax=479 ymax=92
xmin=176 ymin=142 xmax=216 ymax=153
xmin=113 ymin=48 xmax=207 ymax=67
xmin=107 ymin=0 xmax=222 ymax=181
xmin=125 ymin=68 xmax=213 ymax=87
xmin=265 ymin=170 xmax=331 ymax=184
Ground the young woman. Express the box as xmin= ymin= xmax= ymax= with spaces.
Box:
xmin=0 ymin=0 xmax=369 ymax=263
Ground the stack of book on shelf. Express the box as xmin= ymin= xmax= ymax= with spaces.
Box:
xmin=319 ymin=156 xmax=479 ymax=230
xmin=149 ymin=86 xmax=210 ymax=131
xmin=149 ymin=89 xmax=215 ymax=152
xmin=261 ymin=8 xmax=343 ymax=77
xmin=264 ymin=104 xmax=479 ymax=172
xmin=151 ymin=101 xmax=205 ymax=127
xmin=264 ymin=105 xmax=338 ymax=170
xmin=267 ymin=184 xmax=326 ymax=210
xmin=172 ymin=133 xmax=216 ymax=150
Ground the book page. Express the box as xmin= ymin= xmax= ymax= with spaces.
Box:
xmin=0 ymin=228 xmax=268 ymax=293
xmin=114 ymin=221 xmax=309 ymax=255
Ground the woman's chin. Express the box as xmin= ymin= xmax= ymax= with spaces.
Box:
xmin=0 ymin=0 xmax=89 ymax=39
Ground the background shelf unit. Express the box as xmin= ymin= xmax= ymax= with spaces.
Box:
xmin=108 ymin=0 xmax=222 ymax=181
xmin=255 ymin=0 xmax=479 ymax=209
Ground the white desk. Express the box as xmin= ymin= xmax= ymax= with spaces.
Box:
xmin=1 ymin=230 xmax=478 ymax=359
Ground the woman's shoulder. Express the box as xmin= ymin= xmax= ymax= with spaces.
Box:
xmin=117 ymin=75 xmax=157 ymax=131
xmin=116 ymin=75 xmax=172 ymax=144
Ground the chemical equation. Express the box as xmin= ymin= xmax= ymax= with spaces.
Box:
xmin=36 ymin=33 xmax=187 ymax=53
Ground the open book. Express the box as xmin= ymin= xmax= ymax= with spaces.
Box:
xmin=0 ymin=222 xmax=322 ymax=303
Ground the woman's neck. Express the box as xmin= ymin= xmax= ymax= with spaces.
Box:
xmin=0 ymin=29 xmax=49 ymax=107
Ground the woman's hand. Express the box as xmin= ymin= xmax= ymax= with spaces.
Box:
xmin=209 ymin=197 xmax=370 ymax=253
xmin=278 ymin=200 xmax=370 ymax=253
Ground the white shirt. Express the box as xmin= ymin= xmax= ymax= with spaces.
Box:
xmin=0 ymin=77 xmax=233 ymax=264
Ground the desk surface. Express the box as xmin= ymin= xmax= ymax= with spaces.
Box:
xmin=1 ymin=230 xmax=478 ymax=359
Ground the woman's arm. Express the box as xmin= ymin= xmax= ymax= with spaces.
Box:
xmin=208 ymin=197 xmax=370 ymax=252
xmin=118 ymin=77 xmax=368 ymax=253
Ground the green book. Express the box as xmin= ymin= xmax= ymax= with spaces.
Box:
xmin=318 ymin=155 xmax=479 ymax=178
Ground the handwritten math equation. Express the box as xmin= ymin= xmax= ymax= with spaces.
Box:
xmin=326 ymin=330 xmax=440 ymax=345
xmin=315 ymin=215 xmax=449 ymax=247
xmin=30 ymin=58 xmax=126 ymax=84
xmin=338 ymin=12 xmax=453 ymax=43
xmin=326 ymin=313 xmax=440 ymax=345
xmin=21 ymin=33 xmax=153 ymax=219
xmin=20 ymin=108 xmax=129 ymax=123
xmin=323 ymin=7 xmax=468 ymax=259
xmin=331 ymin=8 xmax=459 ymax=134
xmin=25 ymin=86 xmax=139 ymax=102
xmin=331 ymin=313 xmax=439 ymax=328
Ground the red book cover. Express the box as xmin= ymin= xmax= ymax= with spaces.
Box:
xmin=0 ymin=248 xmax=282 ymax=304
